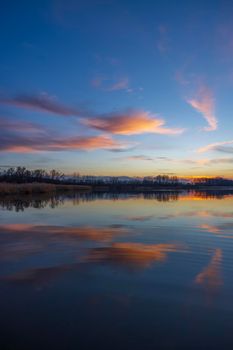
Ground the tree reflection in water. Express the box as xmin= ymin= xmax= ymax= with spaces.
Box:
xmin=1 ymin=190 xmax=233 ymax=211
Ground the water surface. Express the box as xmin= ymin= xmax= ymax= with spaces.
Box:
xmin=1 ymin=191 xmax=233 ymax=349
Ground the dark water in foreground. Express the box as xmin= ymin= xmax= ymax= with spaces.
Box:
xmin=1 ymin=191 xmax=233 ymax=349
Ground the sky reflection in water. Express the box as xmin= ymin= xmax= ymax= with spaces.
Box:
xmin=1 ymin=191 xmax=233 ymax=349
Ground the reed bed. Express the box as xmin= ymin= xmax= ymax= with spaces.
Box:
xmin=0 ymin=183 xmax=91 ymax=195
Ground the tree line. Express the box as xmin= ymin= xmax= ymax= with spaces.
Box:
xmin=0 ymin=167 xmax=65 ymax=183
xmin=1 ymin=166 xmax=233 ymax=187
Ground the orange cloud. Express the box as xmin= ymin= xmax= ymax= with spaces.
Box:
xmin=1 ymin=94 xmax=184 ymax=137
xmin=187 ymin=85 xmax=217 ymax=131
xmin=83 ymin=111 xmax=184 ymax=135
xmin=54 ymin=135 xmax=130 ymax=151
xmin=88 ymin=242 xmax=185 ymax=269
xmin=198 ymin=224 xmax=221 ymax=234
xmin=1 ymin=224 xmax=33 ymax=232
xmin=0 ymin=224 xmax=131 ymax=271
xmin=198 ymin=222 xmax=233 ymax=235
xmin=195 ymin=249 xmax=222 ymax=288
xmin=0 ymin=224 xmax=129 ymax=242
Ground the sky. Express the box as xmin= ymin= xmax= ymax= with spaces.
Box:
xmin=1 ymin=0 xmax=233 ymax=177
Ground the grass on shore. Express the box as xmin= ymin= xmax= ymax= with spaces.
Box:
xmin=0 ymin=183 xmax=91 ymax=195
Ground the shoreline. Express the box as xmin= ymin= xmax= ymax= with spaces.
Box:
xmin=1 ymin=182 xmax=233 ymax=196
xmin=0 ymin=183 xmax=92 ymax=195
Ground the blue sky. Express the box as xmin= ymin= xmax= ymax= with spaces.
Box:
xmin=1 ymin=0 xmax=233 ymax=176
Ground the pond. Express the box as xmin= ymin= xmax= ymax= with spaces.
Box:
xmin=1 ymin=190 xmax=233 ymax=349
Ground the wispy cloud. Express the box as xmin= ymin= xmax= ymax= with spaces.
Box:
xmin=157 ymin=25 xmax=170 ymax=53
xmin=123 ymin=215 xmax=154 ymax=222
xmin=125 ymin=155 xmax=154 ymax=161
xmin=83 ymin=110 xmax=184 ymax=136
xmin=118 ymin=153 xmax=233 ymax=167
xmin=0 ymin=92 xmax=185 ymax=139
xmin=1 ymin=93 xmax=184 ymax=137
xmin=92 ymin=76 xmax=129 ymax=92
xmin=197 ymin=140 xmax=233 ymax=153
xmin=107 ymin=77 xmax=129 ymax=91
xmin=1 ymin=134 xmax=131 ymax=153
xmin=0 ymin=117 xmax=132 ymax=153
xmin=0 ymin=93 xmax=80 ymax=116
xmin=185 ymin=157 xmax=233 ymax=166
xmin=174 ymin=68 xmax=190 ymax=86
xmin=207 ymin=157 xmax=233 ymax=165
xmin=0 ymin=117 xmax=45 ymax=133
xmin=187 ymin=85 xmax=217 ymax=131
xmin=91 ymin=75 xmax=107 ymax=88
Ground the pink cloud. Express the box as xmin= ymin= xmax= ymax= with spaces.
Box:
xmin=187 ymin=85 xmax=217 ymax=131
xmin=0 ymin=117 xmax=131 ymax=153
xmin=0 ymin=117 xmax=45 ymax=133
xmin=2 ymin=134 xmax=131 ymax=153
xmin=197 ymin=140 xmax=233 ymax=153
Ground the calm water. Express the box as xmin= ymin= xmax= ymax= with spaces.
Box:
xmin=1 ymin=191 xmax=233 ymax=349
